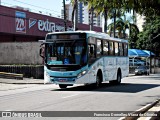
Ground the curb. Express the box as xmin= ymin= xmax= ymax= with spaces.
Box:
xmin=0 ymin=72 xmax=23 ymax=80
xmin=119 ymin=99 xmax=160 ymax=120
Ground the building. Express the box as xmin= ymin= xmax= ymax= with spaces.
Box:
xmin=61 ymin=2 xmax=102 ymax=27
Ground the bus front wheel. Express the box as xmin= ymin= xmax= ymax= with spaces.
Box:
xmin=95 ymin=72 xmax=102 ymax=88
xmin=59 ymin=84 xmax=67 ymax=89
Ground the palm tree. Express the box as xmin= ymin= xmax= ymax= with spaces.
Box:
xmin=70 ymin=0 xmax=142 ymax=33
xmin=71 ymin=0 xmax=78 ymax=30
xmin=108 ymin=14 xmax=139 ymax=39
xmin=109 ymin=8 xmax=125 ymax=37
xmin=79 ymin=0 xmax=114 ymax=32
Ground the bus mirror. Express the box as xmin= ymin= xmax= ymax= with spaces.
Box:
xmin=39 ymin=47 xmax=44 ymax=58
xmin=90 ymin=47 xmax=94 ymax=54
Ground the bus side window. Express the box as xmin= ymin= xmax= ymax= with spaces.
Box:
xmin=115 ymin=42 xmax=119 ymax=56
xmin=88 ymin=44 xmax=95 ymax=58
xmin=90 ymin=46 xmax=94 ymax=55
xmin=124 ymin=43 xmax=128 ymax=56
xmin=97 ymin=39 xmax=102 ymax=58
xmin=109 ymin=41 xmax=114 ymax=55
xmin=119 ymin=43 xmax=124 ymax=56
xmin=88 ymin=44 xmax=96 ymax=65
xmin=103 ymin=40 xmax=109 ymax=55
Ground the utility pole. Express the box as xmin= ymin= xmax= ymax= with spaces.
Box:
xmin=89 ymin=7 xmax=94 ymax=31
xmin=63 ymin=0 xmax=67 ymax=31
xmin=73 ymin=0 xmax=78 ymax=31
xmin=113 ymin=9 xmax=116 ymax=37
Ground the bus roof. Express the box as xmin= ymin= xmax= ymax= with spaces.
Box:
xmin=47 ymin=31 xmax=128 ymax=43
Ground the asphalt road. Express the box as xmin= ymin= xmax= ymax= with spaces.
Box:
xmin=0 ymin=74 xmax=160 ymax=120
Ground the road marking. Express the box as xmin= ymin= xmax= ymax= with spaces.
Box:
xmin=62 ymin=94 xmax=79 ymax=99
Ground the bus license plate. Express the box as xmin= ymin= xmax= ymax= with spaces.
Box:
xmin=59 ymin=79 xmax=67 ymax=82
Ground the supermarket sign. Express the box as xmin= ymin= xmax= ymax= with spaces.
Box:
xmin=29 ymin=19 xmax=73 ymax=32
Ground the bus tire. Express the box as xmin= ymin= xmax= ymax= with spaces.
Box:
xmin=59 ymin=84 xmax=67 ymax=89
xmin=95 ymin=70 xmax=102 ymax=88
xmin=115 ymin=72 xmax=121 ymax=84
xmin=109 ymin=71 xmax=121 ymax=85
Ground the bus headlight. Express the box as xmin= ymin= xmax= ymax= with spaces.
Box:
xmin=45 ymin=71 xmax=50 ymax=79
xmin=77 ymin=70 xmax=87 ymax=79
xmin=44 ymin=71 xmax=51 ymax=84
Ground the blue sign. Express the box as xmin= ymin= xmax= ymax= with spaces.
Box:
xmin=64 ymin=58 xmax=69 ymax=64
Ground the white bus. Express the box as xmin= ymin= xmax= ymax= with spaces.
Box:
xmin=40 ymin=31 xmax=129 ymax=88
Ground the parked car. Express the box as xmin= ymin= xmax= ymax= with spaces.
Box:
xmin=135 ymin=66 xmax=150 ymax=75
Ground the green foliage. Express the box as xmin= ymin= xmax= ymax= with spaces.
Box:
xmin=108 ymin=14 xmax=139 ymax=42
xmin=136 ymin=15 xmax=160 ymax=52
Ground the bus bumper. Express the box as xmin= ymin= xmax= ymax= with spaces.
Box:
xmin=44 ymin=73 xmax=90 ymax=85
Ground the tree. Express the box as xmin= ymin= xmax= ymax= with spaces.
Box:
xmin=70 ymin=0 xmax=78 ymax=30
xmin=79 ymin=0 xmax=124 ymax=32
xmin=136 ymin=15 xmax=160 ymax=54
xmin=121 ymin=0 xmax=160 ymax=17
xmin=85 ymin=0 xmax=112 ymax=32
xmin=108 ymin=14 xmax=139 ymax=41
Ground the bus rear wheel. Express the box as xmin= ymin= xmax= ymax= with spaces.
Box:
xmin=115 ymin=72 xmax=121 ymax=84
xmin=59 ymin=84 xmax=67 ymax=89
xmin=109 ymin=72 xmax=121 ymax=85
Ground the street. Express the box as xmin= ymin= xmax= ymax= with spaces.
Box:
xmin=0 ymin=74 xmax=160 ymax=120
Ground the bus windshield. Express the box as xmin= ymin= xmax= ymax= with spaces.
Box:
xmin=45 ymin=40 xmax=87 ymax=66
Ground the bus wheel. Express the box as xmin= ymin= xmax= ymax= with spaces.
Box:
xmin=95 ymin=74 xmax=102 ymax=88
xmin=115 ymin=72 xmax=121 ymax=84
xmin=59 ymin=84 xmax=67 ymax=89
xmin=109 ymin=72 xmax=121 ymax=85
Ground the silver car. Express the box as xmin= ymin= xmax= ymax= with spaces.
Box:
xmin=135 ymin=66 xmax=150 ymax=75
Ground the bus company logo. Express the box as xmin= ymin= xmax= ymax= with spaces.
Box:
xmin=2 ymin=112 xmax=11 ymax=117
xmin=15 ymin=11 xmax=26 ymax=33
xmin=29 ymin=18 xmax=37 ymax=29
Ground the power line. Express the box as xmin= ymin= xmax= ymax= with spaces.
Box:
xmin=1 ymin=1 xmax=61 ymax=17
xmin=13 ymin=0 xmax=61 ymax=15
xmin=1 ymin=1 xmax=101 ymax=27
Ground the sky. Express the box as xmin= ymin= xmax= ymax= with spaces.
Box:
xmin=1 ymin=0 xmax=71 ymax=17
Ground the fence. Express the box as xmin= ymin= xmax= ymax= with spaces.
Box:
xmin=0 ymin=65 xmax=44 ymax=79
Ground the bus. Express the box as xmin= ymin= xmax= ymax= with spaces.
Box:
xmin=40 ymin=31 xmax=129 ymax=88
